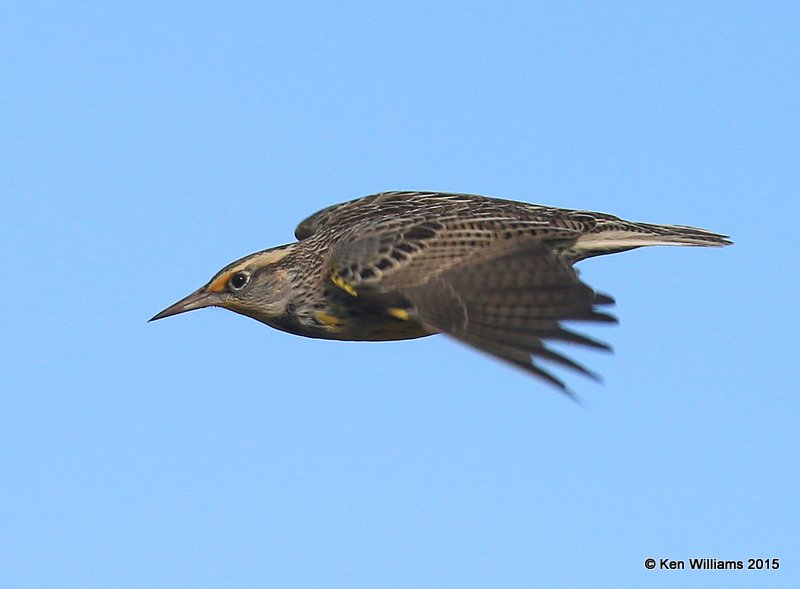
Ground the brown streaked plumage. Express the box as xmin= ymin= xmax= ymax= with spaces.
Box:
xmin=150 ymin=191 xmax=731 ymax=393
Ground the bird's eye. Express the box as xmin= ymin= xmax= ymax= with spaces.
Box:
xmin=229 ymin=271 xmax=250 ymax=290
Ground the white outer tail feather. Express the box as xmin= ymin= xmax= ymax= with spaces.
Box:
xmin=575 ymin=224 xmax=732 ymax=253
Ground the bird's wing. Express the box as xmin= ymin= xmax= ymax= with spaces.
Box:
xmin=294 ymin=190 xmax=597 ymax=241
xmin=295 ymin=192 xmax=423 ymax=240
xmin=294 ymin=201 xmax=345 ymax=240
xmin=327 ymin=220 xmax=615 ymax=392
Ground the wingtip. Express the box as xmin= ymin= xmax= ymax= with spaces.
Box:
xmin=594 ymin=292 xmax=616 ymax=306
xmin=558 ymin=385 xmax=584 ymax=405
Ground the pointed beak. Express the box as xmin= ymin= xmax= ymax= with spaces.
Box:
xmin=149 ymin=287 xmax=219 ymax=322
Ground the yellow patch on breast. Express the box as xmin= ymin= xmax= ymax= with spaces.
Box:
xmin=331 ymin=269 xmax=358 ymax=297
xmin=315 ymin=310 xmax=344 ymax=329
xmin=387 ymin=308 xmax=410 ymax=321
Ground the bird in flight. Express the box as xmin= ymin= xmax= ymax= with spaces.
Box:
xmin=151 ymin=191 xmax=731 ymax=393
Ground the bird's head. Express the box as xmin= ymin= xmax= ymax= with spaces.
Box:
xmin=149 ymin=244 xmax=298 ymax=325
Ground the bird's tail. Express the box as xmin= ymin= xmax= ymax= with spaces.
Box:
xmin=569 ymin=220 xmax=732 ymax=260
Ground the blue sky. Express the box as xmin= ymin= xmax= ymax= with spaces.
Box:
xmin=2 ymin=2 xmax=798 ymax=587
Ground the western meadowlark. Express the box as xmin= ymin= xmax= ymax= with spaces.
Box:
xmin=150 ymin=191 xmax=731 ymax=392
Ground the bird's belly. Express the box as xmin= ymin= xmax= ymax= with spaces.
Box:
xmin=254 ymin=301 xmax=437 ymax=342
xmin=314 ymin=309 xmax=436 ymax=342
